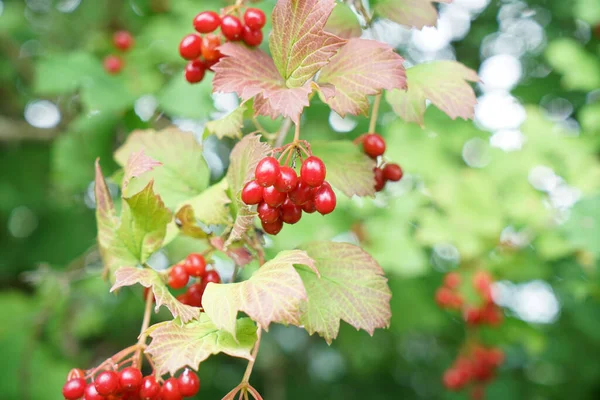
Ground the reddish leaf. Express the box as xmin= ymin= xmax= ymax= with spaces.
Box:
xmin=122 ymin=150 xmax=162 ymax=191
xmin=318 ymin=38 xmax=407 ymax=116
xmin=374 ymin=0 xmax=452 ymax=29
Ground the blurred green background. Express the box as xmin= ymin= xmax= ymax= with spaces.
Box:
xmin=1 ymin=0 xmax=600 ymax=399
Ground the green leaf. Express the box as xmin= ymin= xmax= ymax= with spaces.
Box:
xmin=80 ymin=73 xmax=136 ymax=113
xmin=158 ymin=74 xmax=216 ymax=119
xmin=311 ymin=140 xmax=376 ymax=197
xmin=385 ymin=61 xmax=478 ymax=126
xmin=145 ymin=315 xmax=257 ymax=375
xmin=545 ymin=38 xmax=600 ymax=91
xmin=111 ymin=266 xmax=200 ymax=323
xmin=205 ymin=103 xmax=247 ymax=139
xmin=34 ymin=52 xmax=100 ymax=95
xmin=269 ymin=0 xmax=345 ymax=87
xmin=325 ymin=2 xmax=362 ymax=39
xmin=179 ymin=179 xmax=232 ymax=227
xmin=202 ymin=250 xmax=316 ymax=337
xmin=373 ymin=0 xmax=451 ymax=29
xmin=296 ymin=241 xmax=391 ymax=344
xmin=114 ymin=127 xmax=210 ymax=208
xmin=318 ymin=38 xmax=407 ymax=116
xmin=575 ymin=0 xmax=600 ymax=25
xmin=562 ymin=195 xmax=600 ymax=255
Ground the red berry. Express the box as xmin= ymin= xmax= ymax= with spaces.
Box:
xmin=103 ymin=55 xmax=123 ymax=75
xmin=281 ymin=199 xmax=302 ymax=224
xmin=301 ymin=200 xmax=316 ymax=214
xmin=84 ymin=384 xmax=104 ymax=400
xmin=178 ymin=369 xmax=200 ymax=397
xmin=263 ymin=186 xmax=287 ymax=207
xmin=486 ymin=347 xmax=505 ymax=367
xmin=450 ymin=293 xmax=464 ymax=309
xmin=261 ymin=219 xmax=283 ymax=235
xmin=221 ymin=15 xmax=243 ymax=41
xmin=168 ymin=264 xmax=189 ymax=289
xmin=443 ymin=368 xmax=465 ymax=390
xmin=482 ymin=304 xmax=503 ymax=326
xmin=242 ymin=26 xmax=263 ymax=47
xmin=187 ymin=282 xmax=205 ymax=307
xmin=203 ymin=57 xmax=219 ymax=71
xmin=362 ymin=133 xmax=386 ymax=158
xmin=94 ymin=371 xmax=119 ymax=396
xmin=464 ymin=307 xmax=482 ymax=325
xmin=201 ymin=34 xmax=222 ymax=62
xmin=184 ymin=60 xmax=206 ymax=84
xmin=67 ymin=368 xmax=85 ymax=381
xmin=139 ymin=376 xmax=161 ymax=400
xmin=194 ymin=11 xmax=221 ymax=33
xmin=184 ymin=253 xmax=207 ymax=277
xmin=257 ymin=202 xmax=280 ymax=223
xmin=161 ymin=377 xmax=182 ymax=400
xmin=289 ymin=181 xmax=313 ymax=205
xmin=313 ymin=183 xmax=336 ymax=215
xmin=179 ymin=34 xmax=203 ymax=60
xmin=244 ymin=8 xmax=266 ymax=30
xmin=300 ymin=156 xmax=326 ymax=187
xmin=443 ymin=272 xmax=461 ymax=289
xmin=274 ymin=166 xmax=298 ymax=193
xmin=383 ymin=163 xmax=403 ymax=182
xmin=473 ymin=271 xmax=493 ymax=301
xmin=435 ymin=287 xmax=454 ymax=308
xmin=255 ymin=157 xmax=281 ymax=187
xmin=241 ymin=180 xmax=264 ymax=205
xmin=113 ymin=30 xmax=134 ymax=51
xmin=374 ymin=168 xmax=386 ymax=191
xmin=119 ymin=367 xmax=142 ymax=392
xmin=204 ymin=270 xmax=221 ymax=284
xmin=63 ymin=378 xmax=86 ymax=400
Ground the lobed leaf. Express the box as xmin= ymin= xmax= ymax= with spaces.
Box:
xmin=385 ymin=61 xmax=478 ymax=126
xmin=205 ymin=103 xmax=247 ymax=139
xmin=174 ymin=206 xmax=209 ymax=239
xmin=318 ymin=38 xmax=407 ymax=116
xmin=145 ymin=315 xmax=257 ymax=375
xmin=373 ymin=0 xmax=451 ymax=29
xmin=202 ymin=250 xmax=316 ymax=338
xmin=296 ymin=241 xmax=391 ymax=344
xmin=122 ymin=150 xmax=162 ymax=193
xmin=178 ymin=179 xmax=232 ymax=227
xmin=111 ymin=267 xmax=200 ymax=323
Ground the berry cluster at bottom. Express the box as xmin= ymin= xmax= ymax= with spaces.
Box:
xmin=443 ymin=345 xmax=504 ymax=396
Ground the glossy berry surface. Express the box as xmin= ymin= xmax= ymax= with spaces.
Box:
xmin=314 ymin=183 xmax=336 ymax=215
xmin=179 ymin=34 xmax=203 ymax=60
xmin=94 ymin=371 xmax=119 ymax=396
xmin=84 ymin=384 xmax=104 ymax=400
xmin=244 ymin=8 xmax=266 ymax=30
xmin=241 ymin=180 xmax=264 ymax=205
xmin=242 ymin=26 xmax=263 ymax=47
xmin=201 ymin=34 xmax=222 ymax=61
xmin=140 ymin=376 xmax=161 ymax=400
xmin=63 ymin=378 xmax=86 ymax=400
xmin=300 ymin=156 xmax=326 ymax=187
xmin=383 ymin=163 xmax=403 ymax=182
xmin=374 ymin=167 xmax=386 ymax=192
xmin=274 ymin=166 xmax=298 ymax=193
xmin=161 ymin=377 xmax=182 ymax=400
xmin=257 ymin=202 xmax=280 ymax=223
xmin=178 ymin=369 xmax=200 ymax=397
xmin=301 ymin=200 xmax=316 ymax=214
xmin=261 ymin=219 xmax=283 ymax=235
xmin=263 ymin=186 xmax=287 ymax=207
xmin=255 ymin=157 xmax=281 ymax=187
xmin=204 ymin=270 xmax=221 ymax=284
xmin=185 ymin=60 xmax=206 ymax=84
xmin=363 ymin=133 xmax=386 ymax=158
xmin=184 ymin=253 xmax=207 ymax=277
xmin=187 ymin=282 xmax=205 ymax=307
xmin=168 ymin=264 xmax=189 ymax=289
xmin=281 ymin=199 xmax=302 ymax=224
xmin=113 ymin=30 xmax=134 ymax=51
xmin=193 ymin=11 xmax=221 ymax=33
xmin=103 ymin=55 xmax=123 ymax=74
xmin=289 ymin=181 xmax=313 ymax=205
xmin=221 ymin=15 xmax=243 ymax=41
xmin=119 ymin=367 xmax=142 ymax=392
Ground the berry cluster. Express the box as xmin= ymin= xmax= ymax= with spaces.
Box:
xmin=62 ymin=367 xmax=199 ymax=400
xmin=162 ymin=253 xmax=221 ymax=307
xmin=357 ymin=133 xmax=403 ymax=191
xmin=103 ymin=31 xmax=134 ymax=75
xmin=443 ymin=345 xmax=505 ymax=396
xmin=179 ymin=8 xmax=266 ymax=84
xmin=241 ymin=155 xmax=336 ymax=235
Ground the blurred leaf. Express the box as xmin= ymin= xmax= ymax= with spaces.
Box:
xmin=179 ymin=179 xmax=231 ymax=226
xmin=324 ymin=2 xmax=362 ymax=39
xmin=562 ymin=195 xmax=600 ymax=255
xmin=34 ymin=52 xmax=100 ymax=95
xmin=205 ymin=103 xmax=247 ymax=139
xmin=158 ymin=74 xmax=215 ymax=119
xmin=372 ymin=0 xmax=450 ymax=29
xmin=545 ymin=39 xmax=600 ymax=91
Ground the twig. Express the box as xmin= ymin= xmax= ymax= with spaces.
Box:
xmin=369 ymin=94 xmax=382 ymax=133
xmin=134 ymin=290 xmax=154 ymax=368
xmin=293 ymin=122 xmax=301 ymax=142
xmin=242 ymin=326 xmax=262 ymax=383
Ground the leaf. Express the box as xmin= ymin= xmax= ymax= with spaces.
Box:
xmin=324 ymin=2 xmax=363 ymax=39
xmin=562 ymin=195 xmax=600 ymax=255
xmin=122 ymin=150 xmax=162 ymax=192
xmin=296 ymin=241 xmax=391 ymax=344
xmin=114 ymin=127 xmax=210 ymax=208
xmin=111 ymin=267 xmax=200 ymax=323
xmin=270 ymin=0 xmax=346 ymax=87
xmin=225 ymin=207 xmax=257 ymax=248
xmin=202 ymin=250 xmax=316 ymax=337
xmin=95 ymin=160 xmax=123 ymax=272
xmin=318 ymin=38 xmax=407 ymax=116
xmin=158 ymin=75 xmax=216 ymax=119
xmin=145 ymin=315 xmax=257 ymax=375
xmin=385 ymin=61 xmax=478 ymax=127
xmin=34 ymin=52 xmax=100 ymax=95
xmin=373 ymin=0 xmax=451 ymax=29
xmin=205 ymin=103 xmax=247 ymax=140
xmin=311 ymin=140 xmax=376 ymax=197
xmin=179 ymin=179 xmax=232 ymax=227
xmin=174 ymin=205 xmax=209 ymax=239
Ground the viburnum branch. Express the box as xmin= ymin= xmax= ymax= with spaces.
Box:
xmin=293 ymin=122 xmax=301 ymax=142
xmin=85 ymin=344 xmax=139 ymax=379
xmin=246 ymin=385 xmax=264 ymax=400
xmin=134 ymin=288 xmax=154 ymax=368
xmin=369 ymin=94 xmax=382 ymax=133
xmin=241 ymin=325 xmax=262 ymax=383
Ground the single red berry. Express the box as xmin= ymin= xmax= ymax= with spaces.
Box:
xmin=471 ymin=358 xmax=494 ymax=382
xmin=84 ymin=383 xmax=104 ymax=400
xmin=113 ymin=30 xmax=134 ymax=51
xmin=241 ymin=180 xmax=264 ymax=205
xmin=177 ymin=292 xmax=190 ymax=305
xmin=94 ymin=371 xmax=119 ymax=396
xmin=261 ymin=219 xmax=283 ymax=235
xmin=139 ymin=376 xmax=161 ymax=400
xmin=242 ymin=26 xmax=263 ymax=47
xmin=255 ymin=157 xmax=281 ymax=187
xmin=168 ymin=264 xmax=190 ymax=289
xmin=63 ymin=378 xmax=86 ymax=400
xmin=274 ymin=166 xmax=298 ymax=193
xmin=204 ymin=270 xmax=221 ymax=284
xmin=374 ymin=168 xmax=386 ymax=192
xmin=383 ymin=163 xmax=403 ymax=182
xmin=187 ymin=282 xmax=205 ymax=307
xmin=119 ymin=367 xmax=142 ymax=392
xmin=473 ymin=270 xmax=493 ymax=301
xmin=103 ymin=55 xmax=123 ymax=75
xmin=443 ymin=272 xmax=461 ymax=289
xmin=486 ymin=347 xmax=504 ymax=367
xmin=464 ymin=307 xmax=483 ymax=325
xmin=289 ymin=181 xmax=314 ymax=205
xmin=244 ymin=8 xmax=266 ymax=30
xmin=178 ymin=369 xmax=200 ymax=397
xmin=300 ymin=156 xmax=326 ymax=187
xmin=184 ymin=60 xmax=206 ymax=84
xmin=221 ymin=15 xmax=243 ymax=41
xmin=483 ymin=304 xmax=503 ymax=326
xmin=201 ymin=34 xmax=222 ymax=62
xmin=67 ymin=368 xmax=86 ymax=381
xmin=301 ymin=200 xmax=316 ymax=214
xmin=194 ymin=11 xmax=221 ymax=33
xmin=362 ymin=133 xmax=386 ymax=158
xmin=281 ymin=198 xmax=302 ymax=224
xmin=203 ymin=58 xmax=219 ymax=71
xmin=443 ymin=368 xmax=465 ymax=390
xmin=161 ymin=377 xmax=182 ymax=400
xmin=257 ymin=201 xmax=280 ymax=223
xmin=263 ymin=185 xmax=287 ymax=207
xmin=184 ymin=253 xmax=207 ymax=277
xmin=450 ymin=293 xmax=463 ymax=309
xmin=435 ymin=287 xmax=454 ymax=308
xmin=179 ymin=34 xmax=203 ymax=60
xmin=313 ymin=183 xmax=336 ymax=215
